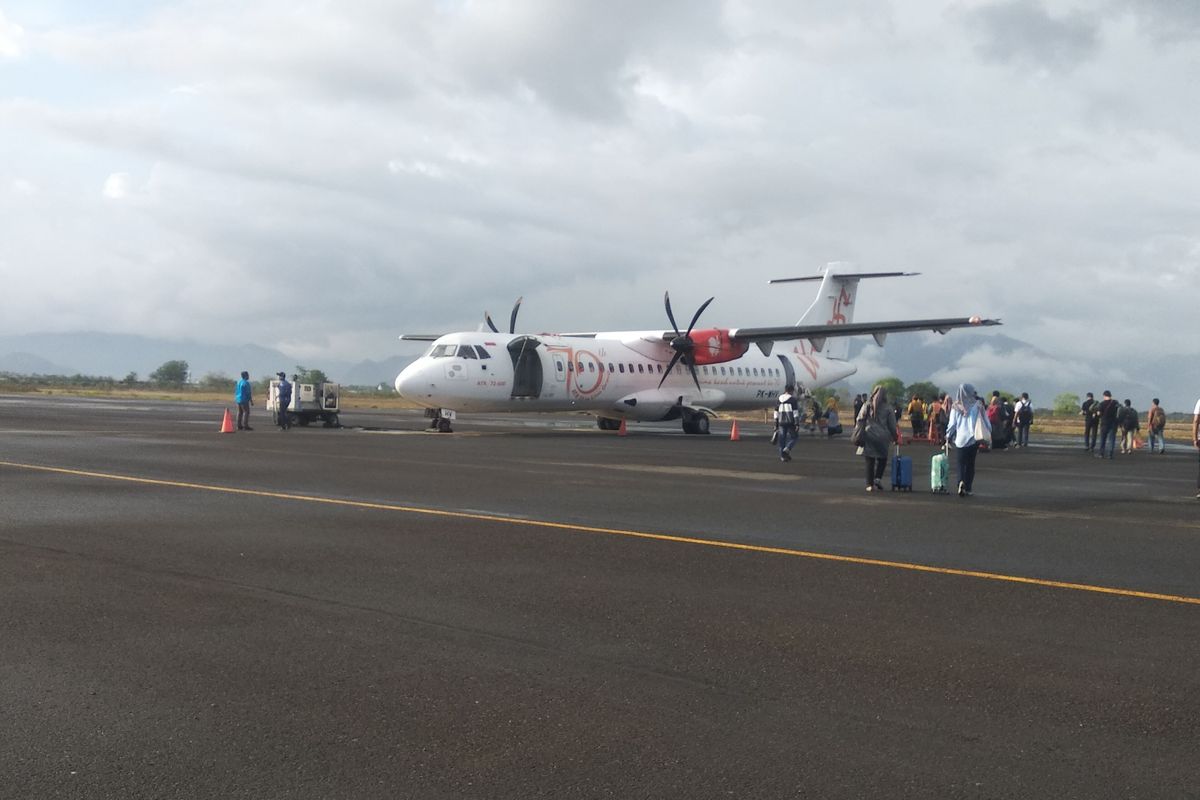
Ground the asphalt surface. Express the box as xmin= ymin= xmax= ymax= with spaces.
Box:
xmin=2 ymin=395 xmax=1199 ymax=799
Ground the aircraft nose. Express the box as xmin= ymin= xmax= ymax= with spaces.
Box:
xmin=394 ymin=361 xmax=425 ymax=399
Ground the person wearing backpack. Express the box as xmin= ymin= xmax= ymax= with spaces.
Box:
xmin=1119 ymin=399 xmax=1140 ymax=454
xmin=774 ymin=384 xmax=801 ymax=462
xmin=1013 ymin=392 xmax=1033 ymax=448
xmin=1147 ymin=398 xmax=1167 ymax=454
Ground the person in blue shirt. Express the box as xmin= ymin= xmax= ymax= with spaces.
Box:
xmin=275 ymin=372 xmax=292 ymax=430
xmin=234 ymin=371 xmax=254 ymax=430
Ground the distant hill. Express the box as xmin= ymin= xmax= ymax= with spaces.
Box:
xmin=0 ymin=332 xmax=415 ymax=390
xmin=0 ymin=330 xmax=1191 ymax=410
xmin=0 ymin=351 xmax=78 ymax=376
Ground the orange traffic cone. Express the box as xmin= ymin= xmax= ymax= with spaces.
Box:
xmin=219 ymin=408 xmax=235 ymax=433
xmin=729 ymin=419 xmax=740 ymax=441
xmin=617 ymin=419 xmax=628 ymax=436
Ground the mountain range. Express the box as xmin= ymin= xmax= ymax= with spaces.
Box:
xmin=0 ymin=333 xmax=413 ymax=389
xmin=0 ymin=330 xmax=1192 ymax=411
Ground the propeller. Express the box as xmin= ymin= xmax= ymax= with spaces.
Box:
xmin=658 ymin=292 xmax=714 ymax=391
xmin=485 ymin=297 xmax=523 ymax=334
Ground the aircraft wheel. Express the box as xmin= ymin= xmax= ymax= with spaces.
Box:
xmin=695 ymin=414 xmax=710 ymax=435
xmin=437 ymin=417 xmax=453 ymax=433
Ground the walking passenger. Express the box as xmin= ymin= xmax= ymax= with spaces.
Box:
xmin=856 ymin=385 xmax=897 ymax=492
xmin=945 ymin=383 xmax=990 ymax=498
xmin=774 ymin=384 xmax=801 ymax=462
xmin=1119 ymin=399 xmax=1140 ymax=454
xmin=1193 ymin=396 xmax=1200 ymax=499
xmin=1147 ymin=398 xmax=1167 ymax=454
xmin=1081 ymin=392 xmax=1099 ymax=451
xmin=1013 ymin=392 xmax=1032 ymax=448
xmin=906 ymin=394 xmax=925 ymax=440
xmin=1096 ymin=391 xmax=1119 ymax=459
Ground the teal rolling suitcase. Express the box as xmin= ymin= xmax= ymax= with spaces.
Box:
xmin=931 ymin=445 xmax=949 ymax=493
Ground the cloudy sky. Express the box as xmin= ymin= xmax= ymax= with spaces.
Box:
xmin=1 ymin=0 xmax=1197 ymax=393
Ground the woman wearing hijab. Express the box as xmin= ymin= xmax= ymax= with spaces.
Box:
xmin=856 ymin=385 xmax=898 ymax=492
xmin=945 ymin=383 xmax=991 ymax=497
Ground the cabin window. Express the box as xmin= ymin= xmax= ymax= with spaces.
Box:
xmin=588 ymin=362 xmax=595 ymax=373
xmin=608 ymin=363 xmax=615 ymax=372
xmin=567 ymin=362 xmax=574 ymax=371
xmin=628 ymin=364 xmax=634 ymax=373
xmin=720 ymin=366 xmax=727 ymax=376
xmin=656 ymin=364 xmax=663 ymax=373
xmin=556 ymin=361 xmax=564 ymax=372
xmin=618 ymin=364 xmax=625 ymax=373
xmin=637 ymin=364 xmax=645 ymax=373
xmin=474 ymin=346 xmax=491 ymax=359
xmin=456 ymin=345 xmax=477 ymax=359
xmin=429 ymin=344 xmax=455 ymax=358
xmin=576 ymin=361 xmax=584 ymax=372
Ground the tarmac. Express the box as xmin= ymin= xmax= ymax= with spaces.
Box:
xmin=2 ymin=394 xmax=1199 ymax=799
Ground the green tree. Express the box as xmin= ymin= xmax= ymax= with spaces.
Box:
xmin=121 ymin=371 xmax=138 ymax=385
xmin=294 ymin=365 xmax=328 ymax=384
xmin=200 ymin=372 xmax=236 ymax=391
xmin=1052 ymin=392 xmax=1080 ymax=415
xmin=874 ymin=376 xmax=906 ymax=401
xmin=904 ymin=380 xmax=941 ymax=402
xmin=149 ymin=360 xmax=189 ymax=385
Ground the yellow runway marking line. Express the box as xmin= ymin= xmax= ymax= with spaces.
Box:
xmin=3 ymin=459 xmax=1200 ymax=607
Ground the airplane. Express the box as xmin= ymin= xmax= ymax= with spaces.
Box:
xmin=393 ymin=267 xmax=1000 ymax=433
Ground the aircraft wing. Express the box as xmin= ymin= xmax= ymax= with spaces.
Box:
xmin=726 ymin=316 xmax=1000 ymax=347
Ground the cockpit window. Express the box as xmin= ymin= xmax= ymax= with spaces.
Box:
xmin=456 ymin=345 xmax=477 ymax=359
xmin=428 ymin=344 xmax=456 ymax=358
xmin=474 ymin=346 xmax=491 ymax=360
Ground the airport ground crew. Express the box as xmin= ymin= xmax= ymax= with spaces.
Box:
xmin=234 ymin=370 xmax=254 ymax=430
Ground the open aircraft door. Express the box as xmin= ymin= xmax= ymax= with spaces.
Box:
xmin=776 ymin=354 xmax=796 ymax=390
xmin=507 ymin=336 xmax=544 ymax=399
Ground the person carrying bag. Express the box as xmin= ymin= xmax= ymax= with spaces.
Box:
xmin=945 ymin=383 xmax=990 ymax=498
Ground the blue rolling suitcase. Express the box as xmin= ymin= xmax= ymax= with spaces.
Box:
xmin=891 ymin=443 xmax=913 ymax=492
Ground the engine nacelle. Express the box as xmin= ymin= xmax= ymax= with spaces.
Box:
xmin=687 ymin=329 xmax=750 ymax=365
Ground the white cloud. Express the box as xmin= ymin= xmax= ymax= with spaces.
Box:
xmin=102 ymin=172 xmax=131 ymax=200
xmin=0 ymin=11 xmax=24 ymax=59
xmin=11 ymin=178 xmax=35 ymax=195
xmin=0 ymin=0 xmax=1196 ymax=401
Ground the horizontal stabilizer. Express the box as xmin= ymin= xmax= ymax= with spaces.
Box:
xmin=768 ymin=271 xmax=918 ymax=284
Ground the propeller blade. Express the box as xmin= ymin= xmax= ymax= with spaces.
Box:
xmin=685 ymin=296 xmax=715 ymax=336
xmin=685 ymin=358 xmax=703 ymax=392
xmin=509 ymin=297 xmax=523 ymax=334
xmin=663 ymin=292 xmax=681 ymax=337
xmin=658 ymin=351 xmax=684 ymax=389
xmin=485 ymin=313 xmax=499 ymax=334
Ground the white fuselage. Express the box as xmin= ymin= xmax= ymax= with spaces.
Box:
xmin=395 ymin=331 xmax=856 ymax=422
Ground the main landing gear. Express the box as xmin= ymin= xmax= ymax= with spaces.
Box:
xmin=681 ymin=411 xmax=710 ymax=435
